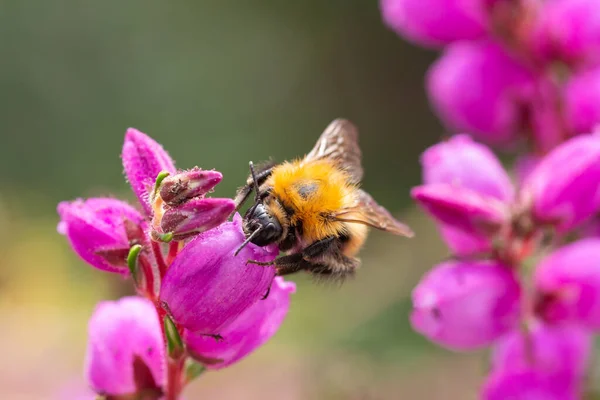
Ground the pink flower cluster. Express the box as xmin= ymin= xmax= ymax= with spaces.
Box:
xmin=382 ymin=0 xmax=600 ymax=398
xmin=58 ymin=129 xmax=295 ymax=399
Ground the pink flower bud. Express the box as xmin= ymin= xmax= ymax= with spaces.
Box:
xmin=411 ymin=260 xmax=521 ymax=350
xmin=411 ymin=184 xmax=509 ymax=237
xmin=427 ymin=41 xmax=535 ymax=146
xmin=57 ymin=198 xmax=146 ymax=274
xmin=159 ymin=167 xmax=223 ymax=206
xmin=122 ymin=128 xmax=176 ymax=216
xmin=184 ymin=277 xmax=295 ymax=369
xmin=85 ymin=297 xmax=164 ymax=397
xmin=529 ymin=0 xmax=600 ymax=69
xmin=564 ymin=67 xmax=600 ymax=134
xmin=521 ymin=133 xmax=600 ymax=232
xmin=491 ymin=323 xmax=591 ymax=392
xmin=482 ymin=370 xmax=578 ymax=400
xmin=535 ymin=238 xmax=600 ymax=329
xmin=380 ymin=0 xmax=487 ymax=48
xmin=160 ymin=214 xmax=277 ymax=335
xmin=421 ymin=134 xmax=515 ymax=201
xmin=160 ymin=197 xmax=235 ymax=241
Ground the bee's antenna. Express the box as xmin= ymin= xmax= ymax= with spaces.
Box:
xmin=247 ymin=161 xmax=262 ymax=217
xmin=233 ymin=226 xmax=263 ymax=256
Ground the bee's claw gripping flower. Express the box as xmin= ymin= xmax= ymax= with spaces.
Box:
xmin=159 ymin=214 xmax=278 ymax=334
xmin=410 ymin=260 xmax=521 ymax=350
xmin=122 ymin=128 xmax=176 ymax=216
xmin=521 ymin=133 xmax=600 ymax=232
xmin=159 ymin=197 xmax=236 ymax=241
xmin=380 ymin=0 xmax=487 ymax=48
xmin=57 ymin=198 xmax=146 ymax=274
xmin=184 ymin=277 xmax=295 ymax=369
xmin=427 ymin=41 xmax=535 ymax=146
xmin=85 ymin=297 xmax=165 ymax=397
xmin=158 ymin=167 xmax=223 ymax=206
xmin=411 ymin=184 xmax=509 ymax=237
xmin=534 ymin=238 xmax=600 ymax=329
xmin=490 ymin=322 xmax=592 ymax=394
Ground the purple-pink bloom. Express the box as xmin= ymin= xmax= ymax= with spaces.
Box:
xmin=410 ymin=260 xmax=521 ymax=350
xmin=535 ymin=238 xmax=600 ymax=329
xmin=482 ymin=369 xmax=578 ymax=400
xmin=528 ymin=0 xmax=600 ymax=69
xmin=184 ymin=277 xmax=295 ymax=369
xmin=491 ymin=322 xmax=591 ymax=392
xmin=85 ymin=296 xmax=164 ymax=396
xmin=427 ymin=41 xmax=535 ymax=146
xmin=421 ymin=134 xmax=514 ymax=201
xmin=521 ymin=133 xmax=600 ymax=232
xmin=160 ymin=197 xmax=235 ymax=241
xmin=411 ymin=184 xmax=509 ymax=237
xmin=159 ymin=167 xmax=223 ymax=206
xmin=160 ymin=214 xmax=277 ymax=335
xmin=380 ymin=0 xmax=487 ymax=48
xmin=57 ymin=198 xmax=145 ymax=274
xmin=122 ymin=128 xmax=176 ymax=216
xmin=564 ymin=67 xmax=600 ymax=135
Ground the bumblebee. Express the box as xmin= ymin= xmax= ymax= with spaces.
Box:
xmin=233 ymin=119 xmax=414 ymax=281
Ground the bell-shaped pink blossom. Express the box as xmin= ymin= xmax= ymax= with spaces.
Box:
xmin=159 ymin=167 xmax=223 ymax=206
xmin=564 ymin=67 xmax=600 ymax=135
xmin=411 ymin=184 xmax=509 ymax=237
xmin=184 ymin=277 xmax=295 ymax=369
xmin=85 ymin=296 xmax=165 ymax=397
xmin=57 ymin=198 xmax=146 ymax=274
xmin=427 ymin=41 xmax=535 ymax=146
xmin=491 ymin=322 xmax=591 ymax=392
xmin=528 ymin=0 xmax=600 ymax=69
xmin=535 ymin=238 xmax=600 ymax=329
xmin=159 ymin=197 xmax=235 ymax=241
xmin=482 ymin=370 xmax=578 ymax=400
xmin=122 ymin=128 xmax=176 ymax=216
xmin=421 ymin=134 xmax=514 ymax=201
xmin=160 ymin=214 xmax=277 ymax=335
xmin=380 ymin=0 xmax=487 ymax=48
xmin=410 ymin=260 xmax=521 ymax=350
xmin=521 ymin=133 xmax=600 ymax=232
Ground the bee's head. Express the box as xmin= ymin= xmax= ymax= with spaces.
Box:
xmin=243 ymin=203 xmax=282 ymax=246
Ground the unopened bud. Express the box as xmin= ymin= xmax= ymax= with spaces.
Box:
xmin=159 ymin=167 xmax=223 ymax=206
xmin=160 ymin=197 xmax=235 ymax=241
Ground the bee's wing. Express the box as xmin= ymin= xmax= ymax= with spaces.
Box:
xmin=332 ymin=190 xmax=414 ymax=237
xmin=304 ymin=119 xmax=363 ymax=184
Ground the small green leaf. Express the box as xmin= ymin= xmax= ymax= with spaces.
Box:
xmin=163 ymin=314 xmax=184 ymax=359
xmin=153 ymin=171 xmax=171 ymax=199
xmin=127 ymin=244 xmax=143 ymax=283
xmin=184 ymin=358 xmax=207 ymax=383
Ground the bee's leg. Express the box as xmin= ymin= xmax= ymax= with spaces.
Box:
xmin=302 ymin=237 xmax=337 ymax=258
xmin=310 ymin=255 xmax=360 ymax=284
xmin=246 ymin=252 xmax=303 ymax=267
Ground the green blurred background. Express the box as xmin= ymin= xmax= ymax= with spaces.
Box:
xmin=0 ymin=1 xmax=485 ymax=399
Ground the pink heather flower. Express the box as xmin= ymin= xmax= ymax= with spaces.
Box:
xmin=529 ymin=0 xmax=600 ymax=69
xmin=85 ymin=297 xmax=165 ymax=396
xmin=564 ymin=67 xmax=600 ymax=134
xmin=521 ymin=133 xmax=600 ymax=232
xmin=482 ymin=370 xmax=578 ymax=400
xmin=491 ymin=322 xmax=591 ymax=393
xmin=411 ymin=184 xmax=509 ymax=237
xmin=380 ymin=0 xmax=487 ymax=48
xmin=535 ymin=238 xmax=600 ymax=329
xmin=410 ymin=260 xmax=521 ymax=350
xmin=427 ymin=41 xmax=535 ymax=146
xmin=57 ymin=198 xmax=146 ymax=274
xmin=160 ymin=197 xmax=235 ymax=241
xmin=184 ymin=277 xmax=295 ymax=369
xmin=160 ymin=214 xmax=277 ymax=335
xmin=158 ymin=167 xmax=223 ymax=206
xmin=122 ymin=128 xmax=176 ymax=216
xmin=421 ymin=134 xmax=514 ymax=201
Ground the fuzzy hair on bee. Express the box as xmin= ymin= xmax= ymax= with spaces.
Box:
xmin=232 ymin=119 xmax=414 ymax=283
